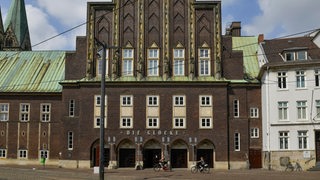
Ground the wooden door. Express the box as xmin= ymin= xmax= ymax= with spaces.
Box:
xmin=249 ymin=148 xmax=262 ymax=168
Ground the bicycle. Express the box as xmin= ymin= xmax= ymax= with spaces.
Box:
xmin=153 ymin=162 xmax=170 ymax=172
xmin=285 ymin=162 xmax=302 ymax=171
xmin=191 ymin=163 xmax=210 ymax=173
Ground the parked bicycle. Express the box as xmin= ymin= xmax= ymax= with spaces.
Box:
xmin=153 ymin=161 xmax=170 ymax=171
xmin=285 ymin=162 xmax=302 ymax=171
xmin=191 ymin=163 xmax=210 ymax=173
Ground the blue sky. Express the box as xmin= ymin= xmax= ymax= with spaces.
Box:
xmin=1 ymin=0 xmax=320 ymax=50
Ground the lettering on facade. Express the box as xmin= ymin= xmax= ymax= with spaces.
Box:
xmin=124 ymin=130 xmax=180 ymax=136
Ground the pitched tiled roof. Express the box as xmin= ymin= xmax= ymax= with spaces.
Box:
xmin=0 ymin=51 xmax=65 ymax=93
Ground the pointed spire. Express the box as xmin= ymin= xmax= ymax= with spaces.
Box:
xmin=3 ymin=0 xmax=32 ymax=51
xmin=0 ymin=6 xmax=4 ymax=50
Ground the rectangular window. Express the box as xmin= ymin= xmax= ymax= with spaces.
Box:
xmin=121 ymin=117 xmax=132 ymax=128
xmin=315 ymin=69 xmax=320 ymax=87
xmin=0 ymin=103 xmax=9 ymax=121
xmin=18 ymin=150 xmax=28 ymax=159
xmin=277 ymin=72 xmax=287 ymax=89
xmin=95 ymin=95 xmax=107 ymax=106
xmin=122 ymin=49 xmax=134 ymax=76
xmin=173 ymin=49 xmax=185 ymax=76
xmin=20 ymin=104 xmax=30 ymax=122
xmin=0 ymin=149 xmax=6 ymax=158
xmin=297 ymin=51 xmax=307 ymax=60
xmin=233 ymin=99 xmax=239 ymax=118
xmin=250 ymin=128 xmax=259 ymax=138
xmin=279 ymin=131 xmax=289 ymax=150
xmin=147 ymin=96 xmax=159 ymax=106
xmin=173 ymin=118 xmax=185 ymax=129
xmin=97 ymin=49 xmax=109 ymax=76
xmin=68 ymin=131 xmax=73 ymax=150
xmin=285 ymin=52 xmax=295 ymax=61
xmin=147 ymin=118 xmax=159 ymax=129
xmin=296 ymin=70 xmax=305 ymax=88
xmin=298 ymin=131 xmax=308 ymax=149
xmin=297 ymin=101 xmax=307 ymax=120
xmin=173 ymin=96 xmax=185 ymax=106
xmin=316 ymin=100 xmax=320 ymax=120
xmin=250 ymin=108 xmax=259 ymax=118
xmin=121 ymin=96 xmax=133 ymax=106
xmin=200 ymin=118 xmax=212 ymax=128
xmin=234 ymin=132 xmax=240 ymax=151
xmin=148 ymin=49 xmax=159 ymax=76
xmin=40 ymin=150 xmax=49 ymax=159
xmin=69 ymin=100 xmax=75 ymax=117
xmin=200 ymin=96 xmax=212 ymax=106
xmin=278 ymin=102 xmax=288 ymax=121
xmin=199 ymin=49 xmax=210 ymax=76
xmin=41 ymin=104 xmax=51 ymax=122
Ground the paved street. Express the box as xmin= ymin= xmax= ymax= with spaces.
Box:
xmin=0 ymin=165 xmax=320 ymax=180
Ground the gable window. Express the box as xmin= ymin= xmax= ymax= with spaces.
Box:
xmin=297 ymin=101 xmax=307 ymax=120
xmin=199 ymin=49 xmax=210 ymax=76
xmin=0 ymin=104 xmax=9 ymax=121
xmin=234 ymin=132 xmax=240 ymax=151
xmin=315 ymin=69 xmax=320 ymax=87
xmin=173 ymin=49 xmax=185 ymax=76
xmin=148 ymin=49 xmax=159 ymax=76
xmin=41 ymin=104 xmax=51 ymax=122
xmin=284 ymin=51 xmax=307 ymax=61
xmin=298 ymin=131 xmax=308 ymax=149
xmin=173 ymin=96 xmax=185 ymax=106
xmin=69 ymin=100 xmax=75 ymax=117
xmin=279 ymin=131 xmax=289 ymax=150
xmin=233 ymin=99 xmax=239 ymax=118
xmin=20 ymin=104 xmax=30 ymax=122
xmin=277 ymin=72 xmax=287 ymax=89
xmin=296 ymin=70 xmax=305 ymax=88
xmin=297 ymin=51 xmax=307 ymax=60
xmin=97 ymin=49 xmax=109 ymax=76
xmin=122 ymin=49 xmax=134 ymax=76
xmin=250 ymin=108 xmax=259 ymax=118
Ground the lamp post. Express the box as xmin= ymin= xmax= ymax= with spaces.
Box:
xmin=108 ymin=136 xmax=116 ymax=169
xmin=189 ymin=137 xmax=197 ymax=163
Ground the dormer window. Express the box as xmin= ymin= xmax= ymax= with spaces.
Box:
xmin=284 ymin=50 xmax=307 ymax=61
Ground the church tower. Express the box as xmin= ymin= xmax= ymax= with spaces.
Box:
xmin=3 ymin=0 xmax=31 ymax=51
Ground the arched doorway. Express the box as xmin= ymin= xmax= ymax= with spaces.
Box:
xmin=143 ymin=139 xmax=161 ymax=168
xmin=90 ymin=139 xmax=109 ymax=167
xmin=118 ymin=139 xmax=135 ymax=168
xmin=197 ymin=140 xmax=215 ymax=168
xmin=171 ymin=139 xmax=188 ymax=168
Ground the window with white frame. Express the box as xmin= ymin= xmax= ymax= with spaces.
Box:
xmin=200 ymin=96 xmax=212 ymax=106
xmin=148 ymin=49 xmax=159 ymax=76
xmin=234 ymin=132 xmax=240 ymax=151
xmin=200 ymin=118 xmax=212 ymax=128
xmin=173 ymin=95 xmax=185 ymax=106
xmin=69 ymin=100 xmax=75 ymax=117
xmin=298 ymin=131 xmax=308 ymax=149
xmin=279 ymin=131 xmax=289 ymax=150
xmin=233 ymin=99 xmax=239 ymax=118
xmin=297 ymin=101 xmax=307 ymax=120
xmin=122 ymin=49 xmax=134 ymax=76
xmin=121 ymin=117 xmax=132 ymax=128
xmin=147 ymin=117 xmax=159 ymax=129
xmin=0 ymin=103 xmax=9 ymax=121
xmin=39 ymin=150 xmax=49 ymax=159
xmin=0 ymin=149 xmax=6 ymax=158
xmin=316 ymin=100 xmax=320 ymax=120
xmin=94 ymin=117 xmax=106 ymax=128
xmin=121 ymin=95 xmax=133 ymax=106
xmin=18 ymin=150 xmax=28 ymax=159
xmin=97 ymin=49 xmax=109 ymax=76
xmin=296 ymin=70 xmax=305 ymax=88
xmin=95 ymin=95 xmax=107 ymax=106
xmin=20 ymin=104 xmax=30 ymax=122
xmin=250 ymin=128 xmax=259 ymax=138
xmin=147 ymin=96 xmax=159 ymax=106
xmin=173 ymin=118 xmax=186 ymax=129
xmin=173 ymin=49 xmax=185 ymax=76
xmin=41 ymin=104 xmax=51 ymax=122
xmin=315 ymin=69 xmax=319 ymax=87
xmin=278 ymin=102 xmax=288 ymax=121
xmin=250 ymin=108 xmax=259 ymax=118
xmin=277 ymin=72 xmax=287 ymax=89
xmin=296 ymin=51 xmax=307 ymax=60
xmin=199 ymin=49 xmax=210 ymax=76
xmin=68 ymin=131 xmax=73 ymax=150
xmin=285 ymin=51 xmax=307 ymax=61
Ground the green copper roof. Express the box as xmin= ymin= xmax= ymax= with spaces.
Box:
xmin=4 ymin=0 xmax=30 ymax=48
xmin=0 ymin=51 xmax=65 ymax=93
xmin=232 ymin=36 xmax=259 ymax=79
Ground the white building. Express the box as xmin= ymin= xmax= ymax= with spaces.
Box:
xmin=259 ymin=36 xmax=320 ymax=170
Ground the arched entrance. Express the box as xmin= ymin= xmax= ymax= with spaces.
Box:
xmin=90 ymin=139 xmax=109 ymax=167
xmin=143 ymin=139 xmax=161 ymax=168
xmin=171 ymin=139 xmax=188 ymax=168
xmin=197 ymin=140 xmax=215 ymax=168
xmin=118 ymin=139 xmax=135 ymax=168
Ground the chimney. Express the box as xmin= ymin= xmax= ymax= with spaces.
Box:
xmin=258 ymin=34 xmax=264 ymax=43
xmin=225 ymin=22 xmax=241 ymax=37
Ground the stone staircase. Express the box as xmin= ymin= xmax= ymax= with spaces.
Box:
xmin=308 ymin=162 xmax=320 ymax=171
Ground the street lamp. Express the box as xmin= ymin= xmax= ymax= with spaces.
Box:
xmin=108 ymin=136 xmax=116 ymax=169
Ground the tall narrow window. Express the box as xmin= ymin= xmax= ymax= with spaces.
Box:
xmin=296 ymin=70 xmax=305 ymax=88
xmin=69 ymin=100 xmax=75 ymax=117
xmin=173 ymin=49 xmax=185 ymax=76
xmin=0 ymin=104 xmax=9 ymax=121
xmin=68 ymin=131 xmax=73 ymax=150
xmin=41 ymin=104 xmax=51 ymax=122
xmin=148 ymin=49 xmax=159 ymax=76
xmin=97 ymin=49 xmax=109 ymax=76
xmin=20 ymin=104 xmax=30 ymax=122
xmin=278 ymin=102 xmax=288 ymax=121
xmin=277 ymin=72 xmax=287 ymax=89
xmin=234 ymin=132 xmax=240 ymax=151
xmin=122 ymin=49 xmax=134 ymax=76
xmin=297 ymin=101 xmax=307 ymax=120
xmin=298 ymin=131 xmax=308 ymax=149
xmin=233 ymin=99 xmax=239 ymax=118
xmin=279 ymin=131 xmax=289 ymax=150
xmin=199 ymin=49 xmax=210 ymax=76
xmin=315 ymin=69 xmax=319 ymax=87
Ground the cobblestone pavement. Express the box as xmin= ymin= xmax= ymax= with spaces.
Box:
xmin=0 ymin=165 xmax=320 ymax=180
